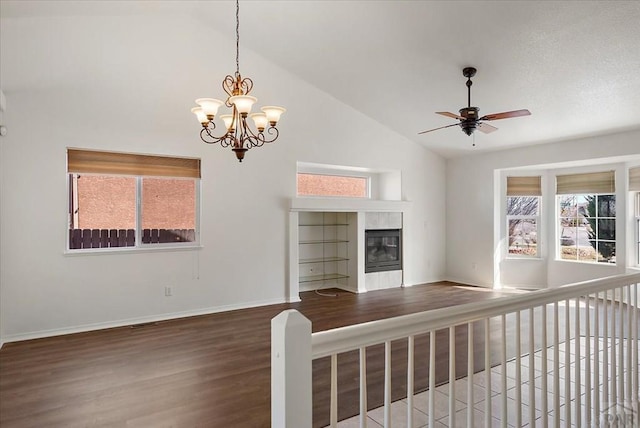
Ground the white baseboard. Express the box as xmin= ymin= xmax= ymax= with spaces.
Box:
xmin=444 ymin=276 xmax=493 ymax=288
xmin=2 ymin=297 xmax=288 ymax=344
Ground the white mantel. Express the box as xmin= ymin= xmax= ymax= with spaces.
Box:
xmin=290 ymin=198 xmax=412 ymax=213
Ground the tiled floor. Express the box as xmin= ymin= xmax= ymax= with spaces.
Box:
xmin=329 ymin=337 xmax=638 ymax=427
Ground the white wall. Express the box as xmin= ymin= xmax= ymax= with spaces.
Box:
xmin=0 ymin=12 xmax=446 ymax=341
xmin=446 ymin=130 xmax=640 ymax=288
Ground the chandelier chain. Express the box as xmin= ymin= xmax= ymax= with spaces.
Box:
xmin=235 ymin=0 xmax=240 ymax=76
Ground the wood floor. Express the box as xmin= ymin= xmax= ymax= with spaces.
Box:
xmin=0 ymin=282 xmax=528 ymax=428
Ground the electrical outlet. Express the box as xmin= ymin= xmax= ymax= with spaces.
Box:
xmin=471 ymin=262 xmax=477 ymax=270
xmin=164 ymin=286 xmax=172 ymax=297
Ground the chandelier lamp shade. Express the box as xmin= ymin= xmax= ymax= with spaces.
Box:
xmin=191 ymin=0 xmax=285 ymax=162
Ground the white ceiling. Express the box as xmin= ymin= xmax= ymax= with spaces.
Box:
xmin=3 ymin=1 xmax=640 ymax=158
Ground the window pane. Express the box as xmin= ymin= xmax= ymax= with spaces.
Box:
xmin=559 ymin=195 xmax=576 ymax=217
xmin=69 ymin=174 xmax=136 ymax=249
xmin=297 ymin=173 xmax=368 ymax=198
xmin=75 ymin=175 xmax=136 ymax=228
xmin=508 ymin=219 xmax=537 ymax=256
xmin=559 ymin=223 xmax=577 ymax=260
xmin=141 ymin=178 xmax=196 ymax=244
xmin=597 ymin=219 xmax=615 ymax=240
xmin=507 ymin=196 xmax=539 ymax=216
xmin=597 ymin=241 xmax=616 ymax=263
xmin=597 ymin=195 xmax=616 ymax=217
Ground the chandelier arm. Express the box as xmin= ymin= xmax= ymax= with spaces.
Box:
xmin=262 ymin=126 xmax=280 ymax=143
xmin=200 ymin=125 xmax=233 ymax=147
xmin=223 ymin=75 xmax=236 ymax=105
xmin=237 ymin=116 xmax=264 ymax=148
xmin=239 ymin=77 xmax=253 ymax=95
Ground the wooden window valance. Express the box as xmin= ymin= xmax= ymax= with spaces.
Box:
xmin=67 ymin=149 xmax=201 ymax=178
xmin=556 ymin=171 xmax=615 ymax=195
xmin=629 ymin=166 xmax=640 ymax=192
xmin=506 ymin=176 xmax=542 ymax=196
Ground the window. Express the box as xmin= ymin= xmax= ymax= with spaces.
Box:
xmin=507 ymin=196 xmax=540 ymax=257
xmin=297 ymin=173 xmax=369 ymax=198
xmin=67 ymin=149 xmax=200 ymax=250
xmin=558 ymin=194 xmax=615 ymax=262
xmin=556 ymin=170 xmax=616 ymax=263
xmin=506 ymin=176 xmax=541 ymax=257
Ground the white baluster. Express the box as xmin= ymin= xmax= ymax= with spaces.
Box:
xmin=449 ymin=326 xmax=456 ymax=427
xmin=585 ymin=294 xmax=592 ymax=427
xmin=541 ymin=305 xmax=548 ymax=428
xmin=429 ymin=331 xmax=436 ymax=428
xmin=594 ymin=292 xmax=600 ymax=424
xmin=384 ymin=341 xmax=391 ymax=428
xmin=360 ymin=347 xmax=367 ymax=428
xmin=501 ymin=314 xmax=507 ymax=428
xmin=528 ymin=307 xmax=535 ymax=427
xmin=467 ymin=322 xmax=474 ymax=428
xmin=625 ymin=285 xmax=632 ymax=402
xmin=484 ymin=318 xmax=492 ymax=427
xmin=331 ymin=353 xmax=338 ymax=427
xmin=604 ymin=291 xmax=609 ymax=409
xmin=407 ymin=336 xmax=414 ymax=427
xmin=553 ymin=302 xmax=560 ymax=428
xmin=618 ymin=286 xmax=625 ymax=405
xmin=574 ymin=296 xmax=581 ymax=427
xmin=515 ymin=311 xmax=521 ymax=428
xmin=564 ymin=299 xmax=571 ymax=426
xmin=612 ymin=288 xmax=617 ymax=408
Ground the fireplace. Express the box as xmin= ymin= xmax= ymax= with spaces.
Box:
xmin=365 ymin=229 xmax=402 ymax=273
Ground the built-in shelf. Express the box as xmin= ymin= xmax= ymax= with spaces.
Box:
xmin=298 ymin=212 xmax=350 ymax=290
xmin=299 ymin=273 xmax=350 ymax=283
xmin=299 ymin=239 xmax=349 ymax=244
xmin=299 ymin=256 xmax=349 ymax=264
xmin=298 ymin=223 xmax=349 ymax=227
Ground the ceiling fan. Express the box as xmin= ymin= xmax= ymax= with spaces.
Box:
xmin=418 ymin=67 xmax=531 ymax=137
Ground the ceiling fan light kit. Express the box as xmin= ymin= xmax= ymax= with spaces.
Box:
xmin=419 ymin=66 xmax=530 ymax=139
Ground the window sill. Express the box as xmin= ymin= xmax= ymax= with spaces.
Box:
xmin=64 ymin=244 xmax=203 ymax=256
xmin=554 ymin=258 xmax=617 ymax=266
xmin=505 ymin=256 xmax=544 ymax=261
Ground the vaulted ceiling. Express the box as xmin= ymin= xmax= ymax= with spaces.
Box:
xmin=2 ymin=1 xmax=640 ymax=158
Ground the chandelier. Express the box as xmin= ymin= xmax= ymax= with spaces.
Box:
xmin=191 ymin=0 xmax=285 ymax=162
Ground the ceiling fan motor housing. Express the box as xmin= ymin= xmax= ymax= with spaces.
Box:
xmin=459 ymin=106 xmax=479 ymax=135
xmin=459 ymin=107 xmax=478 ymax=118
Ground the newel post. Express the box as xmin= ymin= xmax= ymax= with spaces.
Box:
xmin=271 ymin=309 xmax=312 ymax=428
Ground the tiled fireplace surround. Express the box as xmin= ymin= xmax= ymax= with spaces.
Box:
xmin=289 ymin=198 xmax=410 ymax=301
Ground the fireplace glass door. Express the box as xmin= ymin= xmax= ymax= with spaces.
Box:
xmin=365 ymin=229 xmax=402 ymax=273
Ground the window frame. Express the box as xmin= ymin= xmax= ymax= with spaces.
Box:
xmin=66 ymin=172 xmax=201 ymax=254
xmin=635 ymin=192 xmax=640 ymax=266
xmin=557 ymin=192 xmax=616 ymax=264
xmin=505 ymin=195 xmax=542 ymax=259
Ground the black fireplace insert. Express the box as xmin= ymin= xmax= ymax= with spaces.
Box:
xmin=365 ymin=229 xmax=402 ymax=273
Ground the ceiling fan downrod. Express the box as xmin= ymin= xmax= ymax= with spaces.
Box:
xmin=463 ymin=67 xmax=476 ymax=108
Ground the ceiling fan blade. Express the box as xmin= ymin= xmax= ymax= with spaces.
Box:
xmin=480 ymin=109 xmax=531 ymax=121
xmin=418 ymin=123 xmax=460 ymax=135
xmin=436 ymin=111 xmax=464 ymax=120
xmin=477 ymin=122 xmax=498 ymax=134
